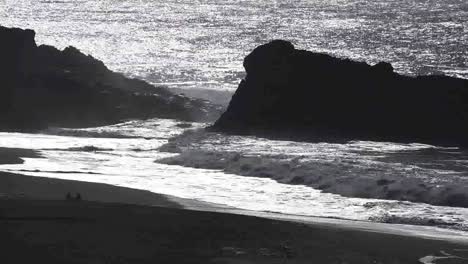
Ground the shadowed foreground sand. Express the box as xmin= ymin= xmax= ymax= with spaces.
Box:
xmin=2 ymin=197 xmax=468 ymax=264
xmin=1 ymin=148 xmax=468 ymax=263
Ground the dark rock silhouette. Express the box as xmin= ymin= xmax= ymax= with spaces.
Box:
xmin=0 ymin=26 xmax=222 ymax=131
xmin=212 ymin=40 xmax=468 ymax=146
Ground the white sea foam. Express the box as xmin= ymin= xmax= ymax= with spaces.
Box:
xmin=419 ymin=250 xmax=468 ymax=264
xmin=1 ymin=119 xmax=468 ymax=233
xmin=158 ymin=129 xmax=468 ymax=207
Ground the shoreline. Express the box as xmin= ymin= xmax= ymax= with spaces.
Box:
xmin=2 ymin=194 xmax=468 ymax=263
xmin=3 ymin=199 xmax=466 ymax=264
xmin=1 ymin=147 xmax=468 ymax=243
xmin=2 ymin=170 xmax=468 ymax=245
xmin=1 ymin=147 xmax=468 ymax=262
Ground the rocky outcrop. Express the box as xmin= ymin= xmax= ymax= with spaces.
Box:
xmin=213 ymin=40 xmax=468 ymax=146
xmin=0 ymin=26 xmax=222 ymax=130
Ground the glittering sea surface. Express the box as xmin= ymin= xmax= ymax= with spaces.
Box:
xmin=1 ymin=0 xmax=468 ymax=236
xmin=1 ymin=0 xmax=466 ymax=94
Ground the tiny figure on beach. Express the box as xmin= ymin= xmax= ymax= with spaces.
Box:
xmin=65 ymin=192 xmax=82 ymax=201
xmin=280 ymin=243 xmax=294 ymax=262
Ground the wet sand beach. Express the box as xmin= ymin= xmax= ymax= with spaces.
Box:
xmin=1 ymin=147 xmax=468 ymax=263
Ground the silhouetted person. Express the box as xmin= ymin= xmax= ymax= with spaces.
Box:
xmin=65 ymin=192 xmax=72 ymax=200
xmin=280 ymin=243 xmax=294 ymax=263
xmin=75 ymin=193 xmax=82 ymax=201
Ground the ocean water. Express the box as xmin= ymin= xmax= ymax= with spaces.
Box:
xmin=0 ymin=0 xmax=467 ymax=95
xmin=1 ymin=0 xmax=468 ymax=234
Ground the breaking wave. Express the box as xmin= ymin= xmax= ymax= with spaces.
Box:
xmin=42 ymin=119 xmax=204 ymax=139
xmin=157 ymin=129 xmax=468 ymax=208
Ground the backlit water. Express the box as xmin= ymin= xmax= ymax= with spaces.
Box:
xmin=1 ymin=0 xmax=466 ymax=94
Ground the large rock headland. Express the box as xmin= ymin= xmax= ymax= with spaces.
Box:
xmin=213 ymin=40 xmax=468 ymax=146
xmin=0 ymin=26 xmax=221 ymax=130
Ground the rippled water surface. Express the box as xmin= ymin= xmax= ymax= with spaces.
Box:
xmin=1 ymin=0 xmax=467 ymax=95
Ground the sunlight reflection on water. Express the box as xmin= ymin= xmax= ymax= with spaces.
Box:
xmin=1 ymin=0 xmax=466 ymax=95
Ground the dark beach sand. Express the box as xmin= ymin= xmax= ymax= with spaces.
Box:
xmin=1 ymin=148 xmax=468 ymax=264
xmin=0 ymin=147 xmax=39 ymax=165
xmin=0 ymin=147 xmax=179 ymax=207
xmin=0 ymin=171 xmax=179 ymax=208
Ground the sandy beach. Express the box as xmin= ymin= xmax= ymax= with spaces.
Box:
xmin=1 ymin=148 xmax=468 ymax=264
